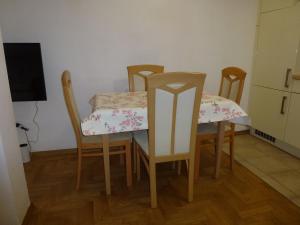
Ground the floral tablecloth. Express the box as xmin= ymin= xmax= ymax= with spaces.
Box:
xmin=81 ymin=91 xmax=248 ymax=135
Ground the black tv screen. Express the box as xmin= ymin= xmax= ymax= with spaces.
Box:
xmin=3 ymin=43 xmax=47 ymax=102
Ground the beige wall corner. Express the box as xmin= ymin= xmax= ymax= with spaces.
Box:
xmin=0 ymin=27 xmax=31 ymax=225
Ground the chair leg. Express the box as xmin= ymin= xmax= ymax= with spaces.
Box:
xmin=229 ymin=135 xmax=234 ymax=170
xmin=136 ymin=146 xmax=141 ymax=181
xmin=214 ymin=138 xmax=217 ymax=155
xmin=125 ymin=143 xmax=132 ymax=187
xmin=149 ymin=161 xmax=157 ymax=208
xmin=177 ymin=161 xmax=182 ymax=175
xmin=194 ymin=139 xmax=201 ymax=181
xmin=185 ymin=160 xmax=189 ymax=171
xmin=76 ymin=148 xmax=82 ymax=190
xmin=188 ymin=158 xmax=195 ymax=202
xmin=133 ymin=141 xmax=137 ymax=174
xmin=102 ymin=135 xmax=111 ymax=195
xmin=215 ymin=121 xmax=225 ymax=179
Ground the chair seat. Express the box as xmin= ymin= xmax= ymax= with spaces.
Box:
xmin=81 ymin=132 xmax=132 ymax=145
xmin=198 ymin=123 xmax=232 ymax=135
xmin=133 ymin=130 xmax=149 ymax=155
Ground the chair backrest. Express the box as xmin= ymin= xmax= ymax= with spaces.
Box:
xmin=147 ymin=72 xmax=206 ymax=160
xmin=218 ymin=67 xmax=247 ymax=104
xmin=61 ymin=71 xmax=82 ymax=145
xmin=127 ymin=64 xmax=164 ymax=92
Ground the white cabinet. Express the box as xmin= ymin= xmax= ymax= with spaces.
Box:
xmin=250 ymin=86 xmax=290 ymax=140
xmin=291 ymin=42 xmax=300 ymax=93
xmin=250 ymin=2 xmax=300 ymax=151
xmin=285 ymin=93 xmax=300 ymax=148
xmin=291 ymin=76 xmax=300 ymax=94
xmin=261 ymin=0 xmax=298 ymax=12
xmin=253 ymin=4 xmax=300 ymax=91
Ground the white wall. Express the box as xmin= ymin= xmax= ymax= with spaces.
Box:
xmin=0 ymin=28 xmax=30 ymax=225
xmin=0 ymin=0 xmax=259 ymax=151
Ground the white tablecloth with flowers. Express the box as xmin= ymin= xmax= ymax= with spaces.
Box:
xmin=81 ymin=91 xmax=248 ymax=135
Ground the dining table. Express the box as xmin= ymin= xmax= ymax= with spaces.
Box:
xmin=81 ymin=91 xmax=248 ymax=195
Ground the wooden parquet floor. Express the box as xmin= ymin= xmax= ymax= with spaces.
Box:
xmin=24 ymin=139 xmax=300 ymax=225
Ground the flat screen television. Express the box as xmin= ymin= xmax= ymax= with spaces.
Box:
xmin=3 ymin=43 xmax=47 ymax=102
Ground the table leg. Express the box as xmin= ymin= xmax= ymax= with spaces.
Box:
xmin=215 ymin=121 xmax=225 ymax=179
xmin=102 ymin=134 xmax=111 ymax=195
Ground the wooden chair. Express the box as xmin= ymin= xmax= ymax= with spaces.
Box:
xmin=195 ymin=67 xmax=247 ymax=180
xmin=127 ymin=64 xmax=164 ymax=92
xmin=134 ymin=72 xmax=206 ymax=208
xmin=127 ymin=64 xmax=164 ymax=173
xmin=61 ymin=70 xmax=132 ymax=190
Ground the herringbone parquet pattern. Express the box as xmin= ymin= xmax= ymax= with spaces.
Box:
xmin=24 ymin=136 xmax=300 ymax=225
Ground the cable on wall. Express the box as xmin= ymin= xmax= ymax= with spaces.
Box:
xmin=16 ymin=101 xmax=40 ymax=149
xmin=28 ymin=101 xmax=40 ymax=143
xmin=30 ymin=101 xmax=40 ymax=143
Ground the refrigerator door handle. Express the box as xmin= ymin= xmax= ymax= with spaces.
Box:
xmin=284 ymin=68 xmax=292 ymax=88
